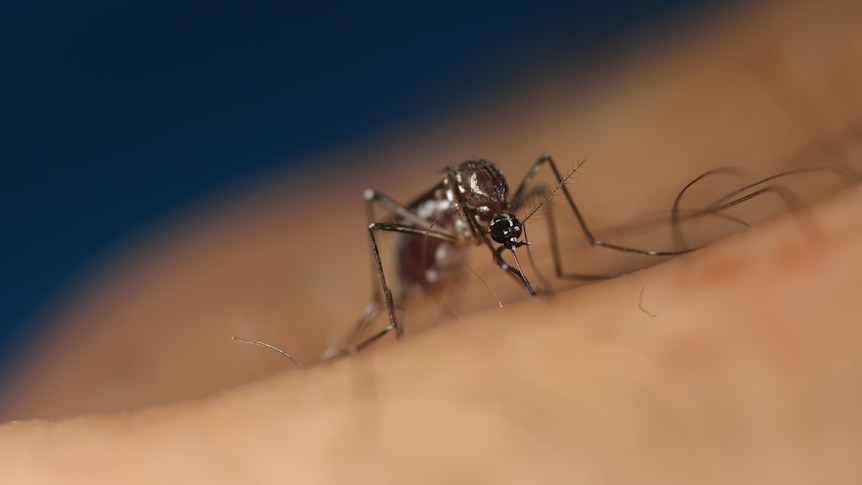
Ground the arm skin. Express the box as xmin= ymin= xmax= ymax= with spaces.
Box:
xmin=2 ymin=183 xmax=862 ymax=484
xmin=2 ymin=1 xmax=862 ymax=483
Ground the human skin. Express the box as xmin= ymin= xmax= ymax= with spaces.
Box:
xmin=2 ymin=1 xmax=862 ymax=483
xmin=2 ymin=179 xmax=862 ymax=484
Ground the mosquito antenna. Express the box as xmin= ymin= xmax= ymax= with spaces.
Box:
xmin=464 ymin=262 xmax=504 ymax=308
xmin=522 ymin=161 xmax=584 ymax=224
xmin=232 ymin=336 xmax=304 ymax=368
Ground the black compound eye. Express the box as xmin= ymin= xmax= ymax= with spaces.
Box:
xmin=490 ymin=214 xmax=523 ymax=247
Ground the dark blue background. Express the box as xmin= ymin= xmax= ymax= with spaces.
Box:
xmin=0 ymin=1 xmax=716 ymax=372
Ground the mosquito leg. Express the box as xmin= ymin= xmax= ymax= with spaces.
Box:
xmin=336 ymin=189 xmax=449 ymax=347
xmin=515 ymin=180 xmax=609 ymax=282
xmin=543 ymin=198 xmax=622 ymax=281
xmin=320 ymin=222 xmax=460 ymax=360
xmin=669 ymin=167 xmax=747 ymax=250
xmin=699 ymin=167 xmax=858 ymax=213
xmin=366 ymin=222 xmax=457 ymax=339
xmin=489 ymin=244 xmax=538 ymax=295
xmin=507 ymin=155 xmax=614 ymax=280
xmin=319 ymin=186 xmax=464 ymax=363
xmin=314 ymin=301 xmax=380 ymax=363
xmin=505 ymin=183 xmax=555 ymax=290
xmin=364 ymin=188 xmax=444 ymax=228
xmin=233 ymin=189 xmax=432 ymax=366
xmin=356 ymin=190 xmax=416 ymax=324
xmin=361 ymin=189 xmax=438 ymax=296
xmin=519 ymin=222 xmax=553 ymax=292
xmin=327 ymin=190 xmax=397 ymax=355
xmin=671 ymin=167 xmax=859 ymax=248
xmin=516 ymin=155 xmax=694 ymax=286
xmin=510 ymin=154 xmax=555 ymax=209
xmin=539 ymin=154 xmax=691 ymax=256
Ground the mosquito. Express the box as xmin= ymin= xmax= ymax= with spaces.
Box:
xmin=235 ymin=154 xmax=688 ymax=366
xmin=233 ymin=154 xmax=858 ymax=366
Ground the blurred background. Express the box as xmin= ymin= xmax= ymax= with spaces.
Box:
xmin=3 ymin=0 xmax=861 ymax=420
xmin=0 ymin=2 xmax=719 ymax=380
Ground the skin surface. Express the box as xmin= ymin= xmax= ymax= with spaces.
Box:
xmin=1 ymin=1 xmax=862 ymax=483
xmin=3 ymin=183 xmax=862 ymax=484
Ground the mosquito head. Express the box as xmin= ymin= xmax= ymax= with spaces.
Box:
xmin=490 ymin=213 xmax=524 ymax=249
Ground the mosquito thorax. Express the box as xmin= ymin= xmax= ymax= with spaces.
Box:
xmin=451 ymin=160 xmax=509 ymax=208
xmin=446 ymin=160 xmax=511 ymax=241
xmin=490 ymin=213 xmax=523 ymax=249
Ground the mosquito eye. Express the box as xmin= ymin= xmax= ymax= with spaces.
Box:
xmin=490 ymin=214 xmax=522 ymax=247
